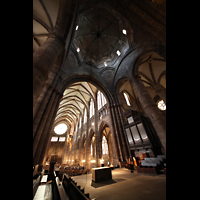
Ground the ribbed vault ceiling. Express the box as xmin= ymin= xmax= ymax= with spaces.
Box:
xmin=138 ymin=52 xmax=166 ymax=90
xmin=33 ymin=0 xmax=60 ymax=52
xmin=54 ymin=82 xmax=97 ymax=131
xmin=73 ymin=2 xmax=130 ymax=67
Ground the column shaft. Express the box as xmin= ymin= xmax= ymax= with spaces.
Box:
xmin=38 ymin=93 xmax=62 ymax=165
xmin=33 ymin=36 xmax=64 ymax=101
xmin=131 ymin=75 xmax=166 ymax=154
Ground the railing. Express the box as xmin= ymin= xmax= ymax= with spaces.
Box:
xmin=98 ymin=104 xmax=108 ymax=120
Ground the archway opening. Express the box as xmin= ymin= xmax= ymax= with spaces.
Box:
xmin=100 ymin=123 xmax=113 ymax=167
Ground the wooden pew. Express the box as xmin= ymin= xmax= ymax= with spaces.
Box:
xmin=55 ymin=176 xmax=69 ymax=200
xmin=33 ymin=169 xmax=45 ymax=198
xmin=62 ymin=174 xmax=90 ymax=200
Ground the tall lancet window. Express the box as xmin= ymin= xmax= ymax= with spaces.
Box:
xmin=91 ymin=143 xmax=93 ymax=156
xmin=90 ymin=98 xmax=94 ymax=118
xmin=123 ymin=92 xmax=131 ymax=106
xmin=102 ymin=135 xmax=108 ymax=155
xmin=83 ymin=108 xmax=87 ymax=124
xmin=97 ymin=91 xmax=107 ymax=110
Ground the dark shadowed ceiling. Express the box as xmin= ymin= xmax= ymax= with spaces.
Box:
xmin=73 ymin=3 xmax=132 ymax=68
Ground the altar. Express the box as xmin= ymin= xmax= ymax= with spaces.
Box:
xmin=92 ymin=167 xmax=112 ymax=183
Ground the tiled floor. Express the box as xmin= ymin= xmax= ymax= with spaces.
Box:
xmin=72 ymin=168 xmax=166 ymax=200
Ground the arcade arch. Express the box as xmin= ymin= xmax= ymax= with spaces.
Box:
xmin=99 ymin=122 xmax=113 ymax=167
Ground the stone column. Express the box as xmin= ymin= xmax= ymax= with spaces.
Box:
xmin=33 ymin=86 xmax=55 ymax=138
xmin=107 ymin=134 xmax=113 ymax=165
xmin=109 ymin=104 xmax=123 ymax=162
xmin=33 ymin=87 xmax=62 ymax=163
xmin=79 ymin=141 xmax=83 ymax=165
xmin=33 ymin=90 xmax=62 ymax=166
xmin=156 ymin=86 xmax=166 ymax=105
xmin=33 ymin=84 xmax=49 ymax=120
xmin=131 ymin=75 xmax=166 ymax=154
xmin=38 ymin=92 xmax=62 ymax=165
xmin=94 ymin=95 xmax=101 ymax=167
xmin=85 ymin=112 xmax=90 ymax=169
xmin=61 ymin=137 xmax=69 ymax=164
xmin=113 ymin=94 xmax=130 ymax=161
xmin=33 ymin=0 xmax=79 ymax=102
xmin=33 ymin=35 xmax=64 ymax=102
xmin=115 ymin=93 xmax=131 ymax=161
xmin=33 ymin=65 xmax=61 ymax=120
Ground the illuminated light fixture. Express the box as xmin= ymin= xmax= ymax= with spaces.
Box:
xmin=104 ymin=61 xmax=107 ymax=66
xmin=76 ymin=25 xmax=79 ymax=30
xmin=116 ymin=50 xmax=121 ymax=56
xmin=100 ymin=159 xmax=104 ymax=163
xmin=77 ymin=47 xmax=80 ymax=52
xmin=92 ymin=122 xmax=94 ymax=126
xmin=157 ymin=100 xmax=166 ymax=111
xmin=72 ymin=160 xmax=74 ymax=162
xmin=91 ymin=160 xmax=96 ymax=163
xmin=82 ymin=160 xmax=85 ymax=162
xmin=54 ymin=123 xmax=67 ymax=135
xmin=122 ymin=29 xmax=127 ymax=35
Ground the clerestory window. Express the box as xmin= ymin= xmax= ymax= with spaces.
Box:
xmin=123 ymin=92 xmax=131 ymax=106
xmin=97 ymin=91 xmax=107 ymax=110
xmin=90 ymin=98 xmax=94 ymax=118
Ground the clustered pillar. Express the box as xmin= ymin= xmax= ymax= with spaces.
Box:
xmin=33 ymin=35 xmax=64 ymax=103
xmin=33 ymin=0 xmax=79 ymax=167
xmin=131 ymin=75 xmax=166 ymax=154
xmin=33 ymin=0 xmax=79 ymax=104
xmin=33 ymin=86 xmax=62 ymax=166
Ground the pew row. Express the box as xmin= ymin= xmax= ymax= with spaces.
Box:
xmin=62 ymin=173 xmax=90 ymax=200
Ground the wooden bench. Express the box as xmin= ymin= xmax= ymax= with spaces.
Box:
xmin=55 ymin=176 xmax=69 ymax=200
xmin=62 ymin=174 xmax=90 ymax=200
xmin=33 ymin=169 xmax=45 ymax=198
